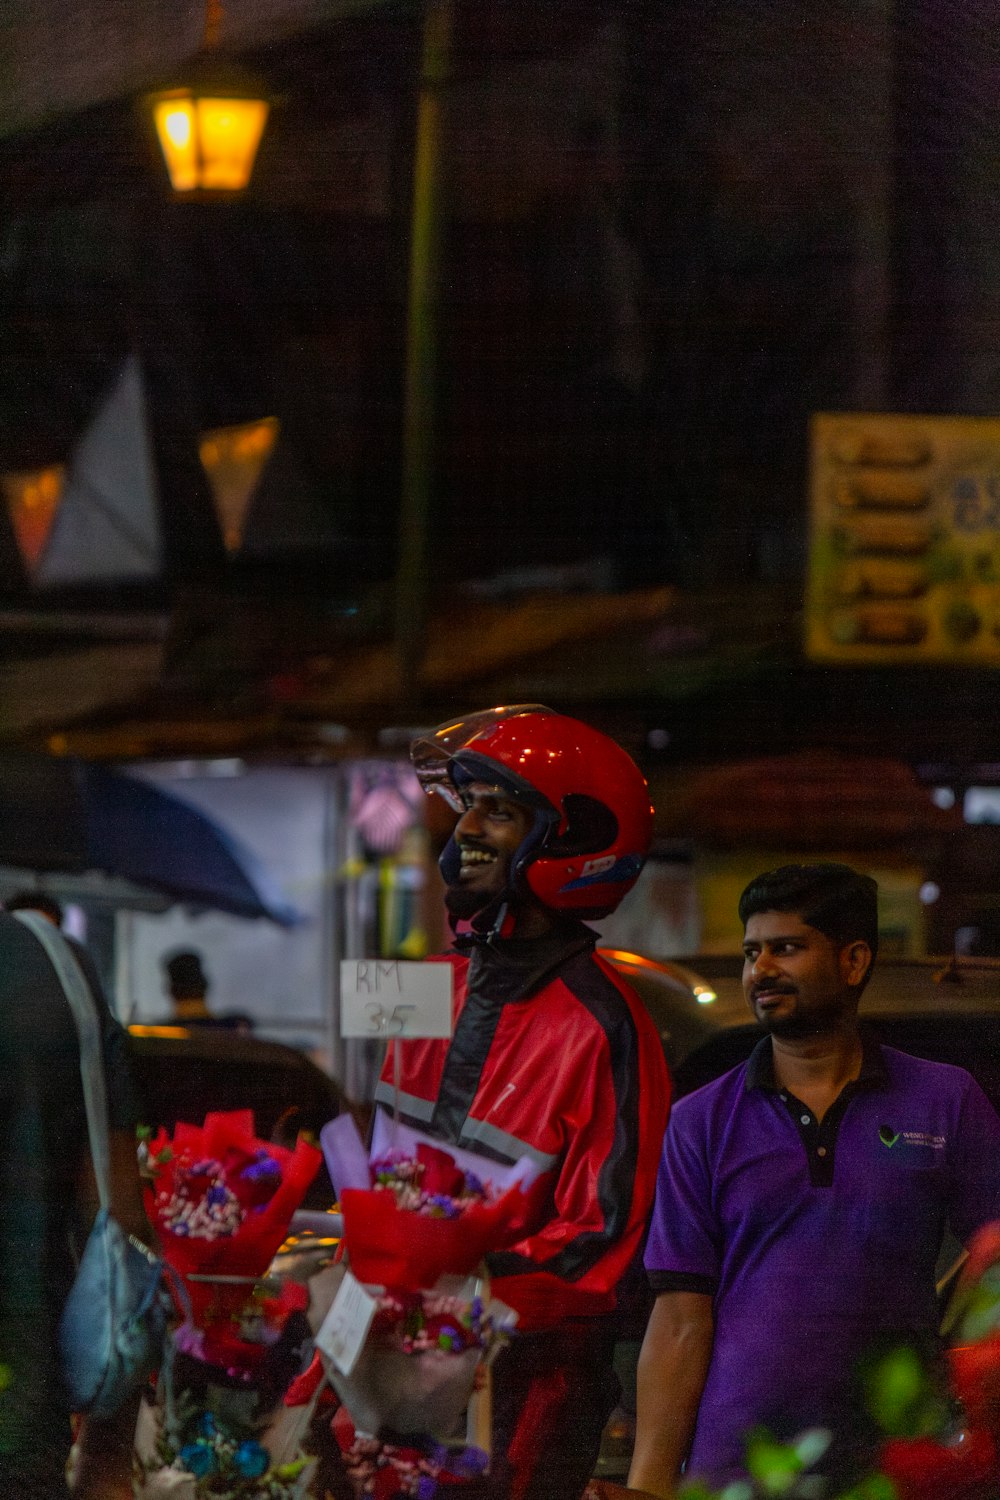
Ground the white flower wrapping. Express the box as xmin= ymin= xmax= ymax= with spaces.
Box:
xmin=315 ymin=1265 xmax=516 ymax=1445
xmin=315 ymin=1116 xmax=532 ymax=1454
xmin=329 ymin=1339 xmax=484 ymax=1442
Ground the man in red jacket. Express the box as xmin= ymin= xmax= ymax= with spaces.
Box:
xmin=376 ymin=705 xmax=671 ymax=1500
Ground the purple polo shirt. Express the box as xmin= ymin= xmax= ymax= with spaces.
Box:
xmin=644 ymin=1035 xmax=1000 ymax=1484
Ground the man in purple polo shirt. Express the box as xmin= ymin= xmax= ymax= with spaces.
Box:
xmin=628 ymin=863 xmax=1000 ymax=1498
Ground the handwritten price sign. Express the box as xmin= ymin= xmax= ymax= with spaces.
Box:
xmin=339 ymin=959 xmax=453 ymax=1039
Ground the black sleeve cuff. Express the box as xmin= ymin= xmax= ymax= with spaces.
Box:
xmin=647 ymin=1270 xmax=717 ymax=1296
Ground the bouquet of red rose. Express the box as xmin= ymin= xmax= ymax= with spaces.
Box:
xmin=332 ymin=1402 xmax=489 ymax=1500
xmin=338 ymin=1140 xmax=547 ymax=1291
xmin=136 ymin=1109 xmax=325 ymax=1499
xmin=946 ymin=1221 xmax=1000 ymax=1439
xmin=324 ymin=1266 xmax=513 ymax=1444
xmin=144 ymin=1109 xmax=322 ymax=1337
xmin=831 ymin=1221 xmax=1000 ymax=1500
xmin=315 ymin=1136 xmax=543 ymax=1485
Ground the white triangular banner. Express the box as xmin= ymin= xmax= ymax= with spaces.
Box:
xmin=36 ymin=356 xmax=162 ymax=584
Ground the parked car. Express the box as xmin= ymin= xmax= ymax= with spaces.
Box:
xmin=125 ymin=1024 xmax=347 ymax=1206
xmin=599 ymin=947 xmax=747 ymax=1070
xmin=658 ymin=953 xmax=1000 ymax=1107
xmin=604 ymin=947 xmax=1000 ymax=1102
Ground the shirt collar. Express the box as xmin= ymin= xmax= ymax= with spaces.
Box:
xmin=744 ymin=1025 xmax=889 ymax=1093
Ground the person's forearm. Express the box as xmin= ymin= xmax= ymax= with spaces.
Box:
xmin=628 ymin=1292 xmax=714 ymax=1500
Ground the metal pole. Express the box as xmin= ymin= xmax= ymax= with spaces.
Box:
xmin=323 ymin=765 xmax=345 ymax=1088
xmin=393 ymin=0 xmax=453 ymax=698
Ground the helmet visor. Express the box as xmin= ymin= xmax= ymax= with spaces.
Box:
xmin=410 ymin=704 xmax=554 ymax=811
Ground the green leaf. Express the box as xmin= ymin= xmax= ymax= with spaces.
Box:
xmin=717 ymin=1483 xmax=754 ymax=1500
xmin=274 ymin=1459 xmax=307 ymax=1479
xmin=745 ymin=1429 xmax=805 ymax=1493
xmin=833 ymin=1470 xmax=898 ymax=1500
xmin=956 ymin=1280 xmax=1000 ymax=1342
xmin=860 ymin=1344 xmax=948 ymax=1436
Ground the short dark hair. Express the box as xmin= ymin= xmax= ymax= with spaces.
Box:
xmin=163 ymin=948 xmax=209 ymax=999
xmin=6 ymin=889 xmax=64 ymax=926
xmin=738 ymin=863 xmax=879 ymax=960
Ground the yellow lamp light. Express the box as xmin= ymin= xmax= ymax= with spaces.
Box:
xmin=151 ymin=88 xmax=269 ymax=193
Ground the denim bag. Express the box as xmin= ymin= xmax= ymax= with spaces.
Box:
xmin=14 ymin=910 xmax=169 ymax=1419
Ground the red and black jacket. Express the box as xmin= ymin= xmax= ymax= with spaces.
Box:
xmin=375 ymin=922 xmax=670 ymax=1330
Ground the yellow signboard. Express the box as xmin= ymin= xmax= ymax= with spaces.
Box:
xmin=807 ymin=412 xmax=1000 ymax=663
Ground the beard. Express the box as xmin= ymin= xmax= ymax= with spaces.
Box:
xmin=755 ymin=995 xmax=848 ymax=1039
xmin=445 ymin=882 xmax=495 ymax=920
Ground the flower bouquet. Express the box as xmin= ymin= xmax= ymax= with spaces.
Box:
xmin=324 ymin=1269 xmax=514 ymax=1443
xmin=332 ymin=1403 xmax=490 ymax=1500
xmin=337 ymin=1139 xmax=547 ymax=1292
xmin=143 ymin=1110 xmax=322 ymax=1335
xmin=860 ymin=1221 xmax=1000 ymax=1500
xmin=313 ymin=1131 xmax=546 ymax=1495
xmin=324 ymin=1145 xmax=526 ymax=1441
xmin=135 ymin=1109 xmax=324 ymax=1499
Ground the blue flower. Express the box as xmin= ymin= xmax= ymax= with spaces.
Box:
xmin=244 ymin=1153 xmax=281 ymax=1184
xmin=233 ymin=1440 xmax=270 ymax=1478
xmin=198 ymin=1412 xmax=217 ymax=1438
xmin=179 ymin=1442 xmax=217 ymax=1477
xmin=446 ymin=1445 xmax=489 ymax=1479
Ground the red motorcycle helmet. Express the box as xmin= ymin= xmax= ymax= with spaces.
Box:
xmin=411 ymin=705 xmax=654 ymax=918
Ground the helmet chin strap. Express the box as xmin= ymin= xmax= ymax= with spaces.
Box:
xmin=450 ymin=896 xmax=515 ymax=947
xmin=486 ymin=899 xmax=510 ymax=945
xmin=443 ymin=804 xmax=555 ymax=947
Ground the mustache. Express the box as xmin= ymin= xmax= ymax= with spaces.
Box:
xmin=457 ymin=838 xmax=495 ymax=856
xmin=750 ymin=982 xmax=798 ymax=1001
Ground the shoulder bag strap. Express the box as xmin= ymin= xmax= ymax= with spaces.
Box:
xmin=13 ymin=910 xmax=111 ymax=1213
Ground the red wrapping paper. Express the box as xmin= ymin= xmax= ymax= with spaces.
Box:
xmin=947 ymin=1220 xmax=1000 ymax=1444
xmin=340 ymin=1146 xmax=550 ymax=1290
xmin=880 ymin=1218 xmax=1000 ymax=1500
xmin=950 ymin=1335 xmax=1000 ymax=1437
xmin=145 ymin=1108 xmax=322 ymax=1326
xmin=879 ymin=1427 xmax=998 ymax=1500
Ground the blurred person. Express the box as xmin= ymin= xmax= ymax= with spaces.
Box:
xmin=630 ymin=863 xmax=1000 ymax=1497
xmin=6 ymin=891 xmax=113 ymax=1036
xmin=377 ymin=706 xmax=671 ymax=1500
xmin=0 ymin=909 xmax=148 ymax=1498
xmin=162 ymin=948 xmax=252 ymax=1032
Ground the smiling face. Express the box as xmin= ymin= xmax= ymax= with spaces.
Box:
xmin=443 ymin=780 xmax=538 ymax=919
xmin=741 ymin=909 xmax=872 ymax=1039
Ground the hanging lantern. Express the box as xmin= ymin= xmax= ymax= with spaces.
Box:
xmin=150 ymin=83 xmax=269 ymax=193
xmin=146 ymin=1 xmax=270 ymax=194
